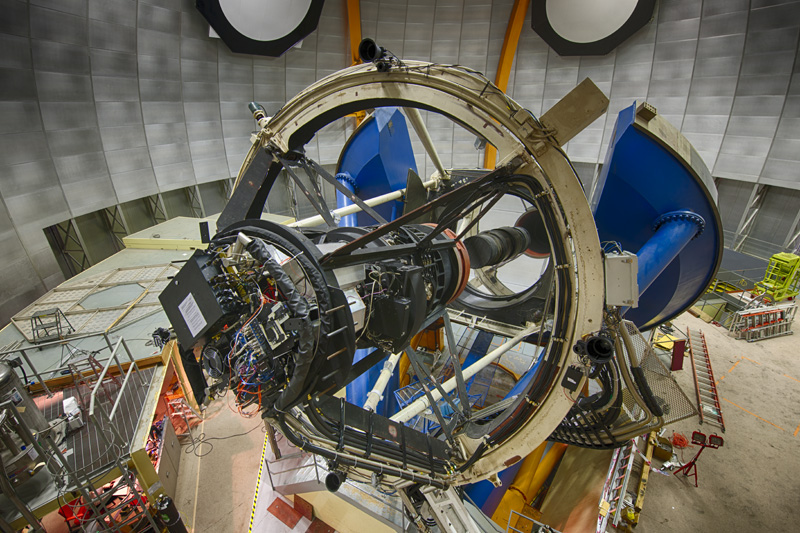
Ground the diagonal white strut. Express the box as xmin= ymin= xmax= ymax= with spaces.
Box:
xmin=404 ymin=107 xmax=447 ymax=179
xmin=363 ymin=351 xmax=403 ymax=412
xmin=390 ymin=323 xmax=540 ymax=423
xmin=288 ymin=179 xmax=438 ymax=228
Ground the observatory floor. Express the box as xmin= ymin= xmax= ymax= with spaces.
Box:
xmin=163 ymin=311 xmax=799 ymax=533
xmin=636 ymin=312 xmax=800 ymax=533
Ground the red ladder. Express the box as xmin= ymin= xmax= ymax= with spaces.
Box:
xmin=686 ymin=328 xmax=725 ymax=432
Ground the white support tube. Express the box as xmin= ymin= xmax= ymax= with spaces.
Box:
xmin=363 ymin=351 xmax=403 ymax=412
xmin=390 ymin=324 xmax=540 ymax=423
xmin=404 ymin=107 xmax=447 ymax=179
xmin=288 ymin=179 xmax=437 ymax=228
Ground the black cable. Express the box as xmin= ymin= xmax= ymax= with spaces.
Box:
xmin=304 ymin=402 xmax=448 ymax=472
xmin=305 ymin=401 xmax=447 ymax=471
xmin=275 ymin=413 xmax=447 ymax=489
xmin=183 ymin=422 xmax=266 ymax=458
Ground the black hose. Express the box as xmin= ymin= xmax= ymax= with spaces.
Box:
xmin=304 ymin=403 xmax=448 ymax=473
xmin=213 ymin=224 xmax=334 ymax=411
xmin=276 ymin=414 xmax=447 ymax=489
xmin=631 ymin=366 xmax=664 ymax=417
xmin=246 ymin=238 xmax=315 ymax=412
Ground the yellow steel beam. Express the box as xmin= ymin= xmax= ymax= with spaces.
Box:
xmin=484 ymin=0 xmax=530 ymax=169
xmin=630 ymin=432 xmax=657 ymax=525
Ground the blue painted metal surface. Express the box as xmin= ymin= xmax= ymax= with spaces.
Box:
xmin=341 ymin=108 xmax=417 ymax=417
xmin=335 ymin=172 xmax=359 ymax=227
xmin=463 ymin=461 xmax=524 ymax=516
xmin=636 ymin=210 xmax=704 ymax=296
xmin=466 ymin=346 xmax=544 ymax=513
xmin=591 ymin=103 xmax=722 ymax=330
xmin=504 ymin=349 xmax=543 ymax=400
xmin=346 ymin=349 xmax=399 ymax=416
xmin=335 ymin=107 xmax=417 ymax=226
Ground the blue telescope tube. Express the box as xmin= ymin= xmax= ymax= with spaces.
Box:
xmin=636 ymin=210 xmax=705 ymax=297
xmin=335 ymin=172 xmax=358 ymax=227
xmin=337 ymin=171 xmax=400 ymax=415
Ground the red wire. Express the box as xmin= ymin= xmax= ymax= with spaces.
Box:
xmin=671 ymin=432 xmax=690 ymax=448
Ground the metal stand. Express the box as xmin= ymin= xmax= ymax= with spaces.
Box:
xmin=730 ymin=302 xmax=797 ymax=342
xmin=30 ymin=308 xmax=74 ymax=343
xmin=422 ymin=486 xmax=482 ymax=533
xmin=673 ymin=431 xmax=723 ymax=488
xmin=395 ymin=485 xmax=484 ymax=533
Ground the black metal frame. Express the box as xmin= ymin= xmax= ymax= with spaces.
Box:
xmin=195 ymin=0 xmax=325 ymax=57
xmin=530 ymin=0 xmax=657 ymax=56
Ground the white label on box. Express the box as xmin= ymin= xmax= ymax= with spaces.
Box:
xmin=27 ymin=447 xmax=39 ymax=460
xmin=178 ymin=293 xmax=207 ymax=338
xmin=9 ymin=387 xmax=22 ymax=405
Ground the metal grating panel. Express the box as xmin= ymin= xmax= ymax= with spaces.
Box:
xmin=10 ymin=263 xmax=177 ymax=341
xmin=622 ymin=321 xmax=697 ymax=427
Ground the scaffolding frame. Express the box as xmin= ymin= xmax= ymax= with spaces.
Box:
xmin=1 ymin=336 xmax=161 ymax=532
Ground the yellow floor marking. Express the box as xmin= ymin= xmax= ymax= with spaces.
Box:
xmin=741 ymin=356 xmax=761 ymax=365
xmin=249 ymin=432 xmax=269 ymax=532
xmin=784 ymin=374 xmax=800 ymax=384
xmin=794 ymin=423 xmax=800 ymax=437
xmin=722 ymin=397 xmax=784 ymax=431
xmin=727 ymin=360 xmax=741 ymax=373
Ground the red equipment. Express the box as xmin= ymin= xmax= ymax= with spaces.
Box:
xmin=673 ymin=430 xmax=723 ymax=487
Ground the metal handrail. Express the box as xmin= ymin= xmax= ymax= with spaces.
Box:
xmin=88 ymin=338 xmax=143 ymax=423
xmin=0 ymin=331 xmax=108 ymax=357
xmin=2 ymin=346 xmax=158 ymax=532
xmin=88 ymin=338 xmax=123 ymax=419
xmin=0 ymin=328 xmax=148 ymax=398
xmin=109 ymin=362 xmax=136 ymax=421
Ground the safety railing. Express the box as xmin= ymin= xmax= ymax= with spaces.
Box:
xmin=262 ymin=433 xmax=408 ymax=530
xmin=83 ymin=337 xmax=159 ymax=533
xmin=0 ymin=330 xmax=143 ymax=398
xmin=694 ymin=270 xmax=766 ymax=328
xmin=0 ymin=332 xmax=158 ymax=533
xmin=87 ymin=337 xmax=145 ymax=426
xmin=507 ymin=510 xmax=560 ymax=532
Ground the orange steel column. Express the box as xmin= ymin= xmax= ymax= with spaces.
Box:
xmin=483 ymin=0 xmax=529 ymax=169
xmin=346 ymin=0 xmax=366 ymax=125
xmin=491 ymin=442 xmax=568 ymax=529
xmin=346 ymin=0 xmax=362 ymax=65
xmin=489 ymin=441 xmax=548 ymax=527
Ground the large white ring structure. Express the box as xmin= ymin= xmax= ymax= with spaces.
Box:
xmin=238 ymin=60 xmax=605 ymax=484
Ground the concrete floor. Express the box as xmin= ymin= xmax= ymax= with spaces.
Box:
xmin=172 ymin=393 xmax=395 ymax=533
xmin=637 ymin=312 xmax=799 ymax=533
xmin=173 ymin=397 xmax=268 ymax=533
xmin=170 ymin=311 xmax=800 ymax=533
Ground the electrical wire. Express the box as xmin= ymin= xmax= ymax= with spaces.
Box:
xmin=183 ymin=421 xmax=266 ymax=458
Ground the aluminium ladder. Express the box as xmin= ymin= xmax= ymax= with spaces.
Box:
xmin=597 ymin=439 xmax=636 ymax=532
xmin=686 ymin=328 xmax=725 ymax=432
xmin=730 ymin=302 xmax=797 ymax=342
